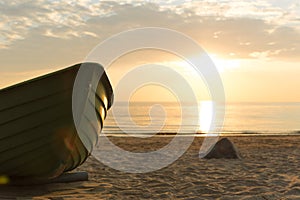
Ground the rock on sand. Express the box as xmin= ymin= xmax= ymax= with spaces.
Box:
xmin=202 ymin=138 xmax=241 ymax=159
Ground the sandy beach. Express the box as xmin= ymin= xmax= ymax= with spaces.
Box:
xmin=0 ymin=135 xmax=299 ymax=199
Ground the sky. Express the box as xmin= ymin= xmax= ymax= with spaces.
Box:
xmin=0 ymin=0 xmax=299 ymax=102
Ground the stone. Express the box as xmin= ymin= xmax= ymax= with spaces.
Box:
xmin=202 ymin=138 xmax=241 ymax=159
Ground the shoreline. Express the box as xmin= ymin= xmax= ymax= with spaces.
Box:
xmin=102 ymin=132 xmax=300 ymax=137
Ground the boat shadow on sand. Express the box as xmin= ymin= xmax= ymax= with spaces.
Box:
xmin=0 ymin=180 xmax=99 ymax=199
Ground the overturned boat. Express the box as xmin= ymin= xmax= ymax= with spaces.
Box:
xmin=0 ymin=63 xmax=113 ymax=182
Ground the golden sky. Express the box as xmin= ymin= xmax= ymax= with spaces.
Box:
xmin=0 ymin=0 xmax=299 ymax=102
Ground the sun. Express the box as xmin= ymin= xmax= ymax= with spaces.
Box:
xmin=160 ymin=54 xmax=241 ymax=74
xmin=198 ymin=101 xmax=214 ymax=133
xmin=209 ymin=54 xmax=241 ymax=73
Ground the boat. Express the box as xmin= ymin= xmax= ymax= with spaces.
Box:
xmin=0 ymin=62 xmax=113 ymax=182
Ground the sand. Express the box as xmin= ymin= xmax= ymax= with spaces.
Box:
xmin=0 ymin=136 xmax=299 ymax=199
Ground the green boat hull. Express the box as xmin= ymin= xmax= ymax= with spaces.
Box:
xmin=0 ymin=63 xmax=113 ymax=181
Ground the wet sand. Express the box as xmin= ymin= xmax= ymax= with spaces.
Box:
xmin=1 ymin=136 xmax=300 ymax=199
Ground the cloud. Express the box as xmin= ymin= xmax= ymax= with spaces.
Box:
xmin=0 ymin=0 xmax=299 ymax=73
xmin=0 ymin=0 xmax=116 ymax=47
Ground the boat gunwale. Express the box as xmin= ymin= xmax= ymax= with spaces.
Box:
xmin=0 ymin=63 xmax=90 ymax=92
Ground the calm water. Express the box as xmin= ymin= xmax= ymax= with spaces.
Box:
xmin=102 ymin=102 xmax=300 ymax=135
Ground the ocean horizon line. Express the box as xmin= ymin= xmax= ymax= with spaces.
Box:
xmin=112 ymin=101 xmax=300 ymax=104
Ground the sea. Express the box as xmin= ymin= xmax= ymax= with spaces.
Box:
xmin=102 ymin=101 xmax=300 ymax=136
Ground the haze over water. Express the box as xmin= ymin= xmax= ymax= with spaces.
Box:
xmin=103 ymin=101 xmax=300 ymax=135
